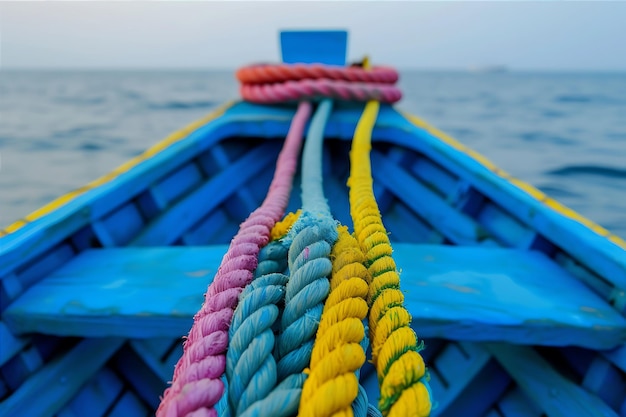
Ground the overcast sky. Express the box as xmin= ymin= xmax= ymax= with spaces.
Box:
xmin=1 ymin=1 xmax=625 ymax=71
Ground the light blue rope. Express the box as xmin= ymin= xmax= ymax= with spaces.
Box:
xmin=227 ymin=99 xmax=359 ymax=417
xmin=225 ymin=241 xmax=290 ymax=416
xmin=238 ymin=373 xmax=307 ymax=417
xmin=258 ymin=99 xmax=339 ymax=415
xmin=278 ymin=99 xmax=338 ymax=249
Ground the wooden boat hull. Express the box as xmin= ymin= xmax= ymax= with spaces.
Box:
xmin=1 ymin=101 xmax=625 ymax=417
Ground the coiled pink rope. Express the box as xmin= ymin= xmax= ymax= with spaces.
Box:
xmin=236 ymin=64 xmax=399 ymax=84
xmin=241 ymin=79 xmax=401 ymax=104
xmin=157 ymin=101 xmax=312 ymax=417
xmin=238 ymin=63 xmax=402 ymax=104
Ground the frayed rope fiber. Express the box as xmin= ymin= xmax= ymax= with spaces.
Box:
xmin=157 ymin=101 xmax=312 ymax=417
xmin=348 ymin=100 xmax=432 ymax=417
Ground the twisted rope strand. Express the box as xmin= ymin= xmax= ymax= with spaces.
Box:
xmin=157 ymin=101 xmax=312 ymax=417
xmin=347 ymin=101 xmax=431 ymax=417
xmin=262 ymin=99 xmax=339 ymax=416
xmin=236 ymin=64 xmax=399 ymax=84
xmin=241 ymin=80 xmax=402 ymax=104
xmin=299 ymin=225 xmax=371 ymax=417
xmin=225 ymin=242 xmax=289 ymax=416
xmin=225 ymin=206 xmax=303 ymax=417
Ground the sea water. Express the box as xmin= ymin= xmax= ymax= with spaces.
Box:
xmin=1 ymin=70 xmax=625 ymax=238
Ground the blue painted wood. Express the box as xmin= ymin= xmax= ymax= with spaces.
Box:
xmin=497 ymin=388 xmax=543 ymax=417
xmin=4 ymin=101 xmax=625 ymax=297
xmin=56 ymin=368 xmax=123 ymax=417
xmin=0 ymin=107 xmax=294 ymax=275
xmin=1 ymin=273 xmax=22 ymax=309
xmin=1 ymin=97 xmax=626 ymax=417
xmin=2 ymin=345 xmax=43 ymax=391
xmin=14 ymin=243 xmax=75 ymax=290
xmin=582 ymin=357 xmax=626 ymax=410
xmin=95 ymin=202 xmax=145 ymax=246
xmin=130 ymin=142 xmax=277 ymax=246
xmin=181 ymin=208 xmax=232 ymax=246
xmin=429 ymin=343 xmax=488 ymax=414
xmin=386 ymin=111 xmax=626 ymax=290
xmin=323 ymin=172 xmax=353 ymax=229
xmin=112 ymin=345 xmax=164 ymax=409
xmin=0 ymin=338 xmax=124 ymax=417
xmin=129 ymin=340 xmax=175 ymax=382
xmin=487 ymin=343 xmax=619 ymax=417
xmin=553 ymin=251 xmax=615 ymax=305
xmin=399 ymin=244 xmax=626 ymax=349
xmin=5 ymin=244 xmax=625 ymax=349
xmin=477 ymin=202 xmax=536 ymax=248
xmin=280 ymin=30 xmax=347 ymax=65
xmin=203 ymin=145 xmax=261 ymax=221
xmin=3 ymin=246 xmax=227 ymax=338
xmin=370 ymin=150 xmax=485 ymax=245
xmin=0 ymin=379 xmax=8 ymax=403
xmin=437 ymin=353 xmax=510 ymax=417
xmin=200 ymin=141 xmax=279 ymax=217
xmin=410 ymin=156 xmax=460 ymax=200
xmin=68 ymin=224 xmax=102 ymax=252
xmin=135 ymin=188 xmax=166 ymax=221
xmin=383 ymin=202 xmax=445 ymax=244
xmin=604 ymin=344 xmax=626 ymax=374
xmin=107 ymin=392 xmax=149 ymax=417
xmin=151 ymin=162 xmax=204 ymax=208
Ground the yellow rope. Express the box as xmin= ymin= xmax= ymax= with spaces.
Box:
xmin=298 ymin=225 xmax=371 ymax=417
xmin=271 ymin=210 xmax=301 ymax=240
xmin=347 ymin=100 xmax=431 ymax=417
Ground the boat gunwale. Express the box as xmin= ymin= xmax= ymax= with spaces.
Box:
xmin=1 ymin=101 xmax=625 ymax=291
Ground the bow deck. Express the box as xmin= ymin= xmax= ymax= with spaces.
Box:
xmin=5 ymin=244 xmax=626 ymax=349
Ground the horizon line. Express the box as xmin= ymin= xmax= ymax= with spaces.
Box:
xmin=3 ymin=66 xmax=626 ymax=73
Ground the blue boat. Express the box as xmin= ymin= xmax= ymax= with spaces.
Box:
xmin=1 ymin=31 xmax=626 ymax=417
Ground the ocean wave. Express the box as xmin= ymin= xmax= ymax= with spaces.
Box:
xmin=547 ymin=165 xmax=626 ymax=179
xmin=75 ymin=142 xmax=106 ymax=151
xmin=555 ymin=94 xmax=625 ymax=105
xmin=52 ymin=125 xmax=107 ymax=139
xmin=446 ymin=127 xmax=478 ymax=138
xmin=541 ymin=109 xmax=566 ymax=118
xmin=520 ymin=131 xmax=576 ymax=145
xmin=54 ymin=96 xmax=107 ymax=106
xmin=145 ymin=100 xmax=217 ymax=110
xmin=20 ymin=139 xmax=62 ymax=151
xmin=607 ymin=132 xmax=626 ymax=140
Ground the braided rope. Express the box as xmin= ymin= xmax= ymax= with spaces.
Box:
xmin=241 ymin=79 xmax=401 ymax=104
xmin=225 ymin=208 xmax=303 ymax=417
xmin=236 ymin=64 xmax=398 ymax=84
xmin=225 ymin=241 xmax=289 ymax=416
xmin=347 ymin=101 xmax=432 ymax=417
xmin=258 ymin=99 xmax=338 ymax=416
xmin=157 ymin=101 xmax=312 ymax=417
xmin=298 ymin=225 xmax=371 ymax=417
xmin=223 ymin=210 xmax=299 ymax=417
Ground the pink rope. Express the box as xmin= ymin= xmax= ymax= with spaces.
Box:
xmin=157 ymin=101 xmax=312 ymax=417
xmin=241 ymin=79 xmax=402 ymax=104
xmin=236 ymin=64 xmax=399 ymax=84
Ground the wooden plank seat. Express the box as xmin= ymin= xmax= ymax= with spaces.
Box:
xmin=3 ymin=244 xmax=626 ymax=349
xmin=0 ymin=338 xmax=125 ymax=417
xmin=486 ymin=343 xmax=621 ymax=417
